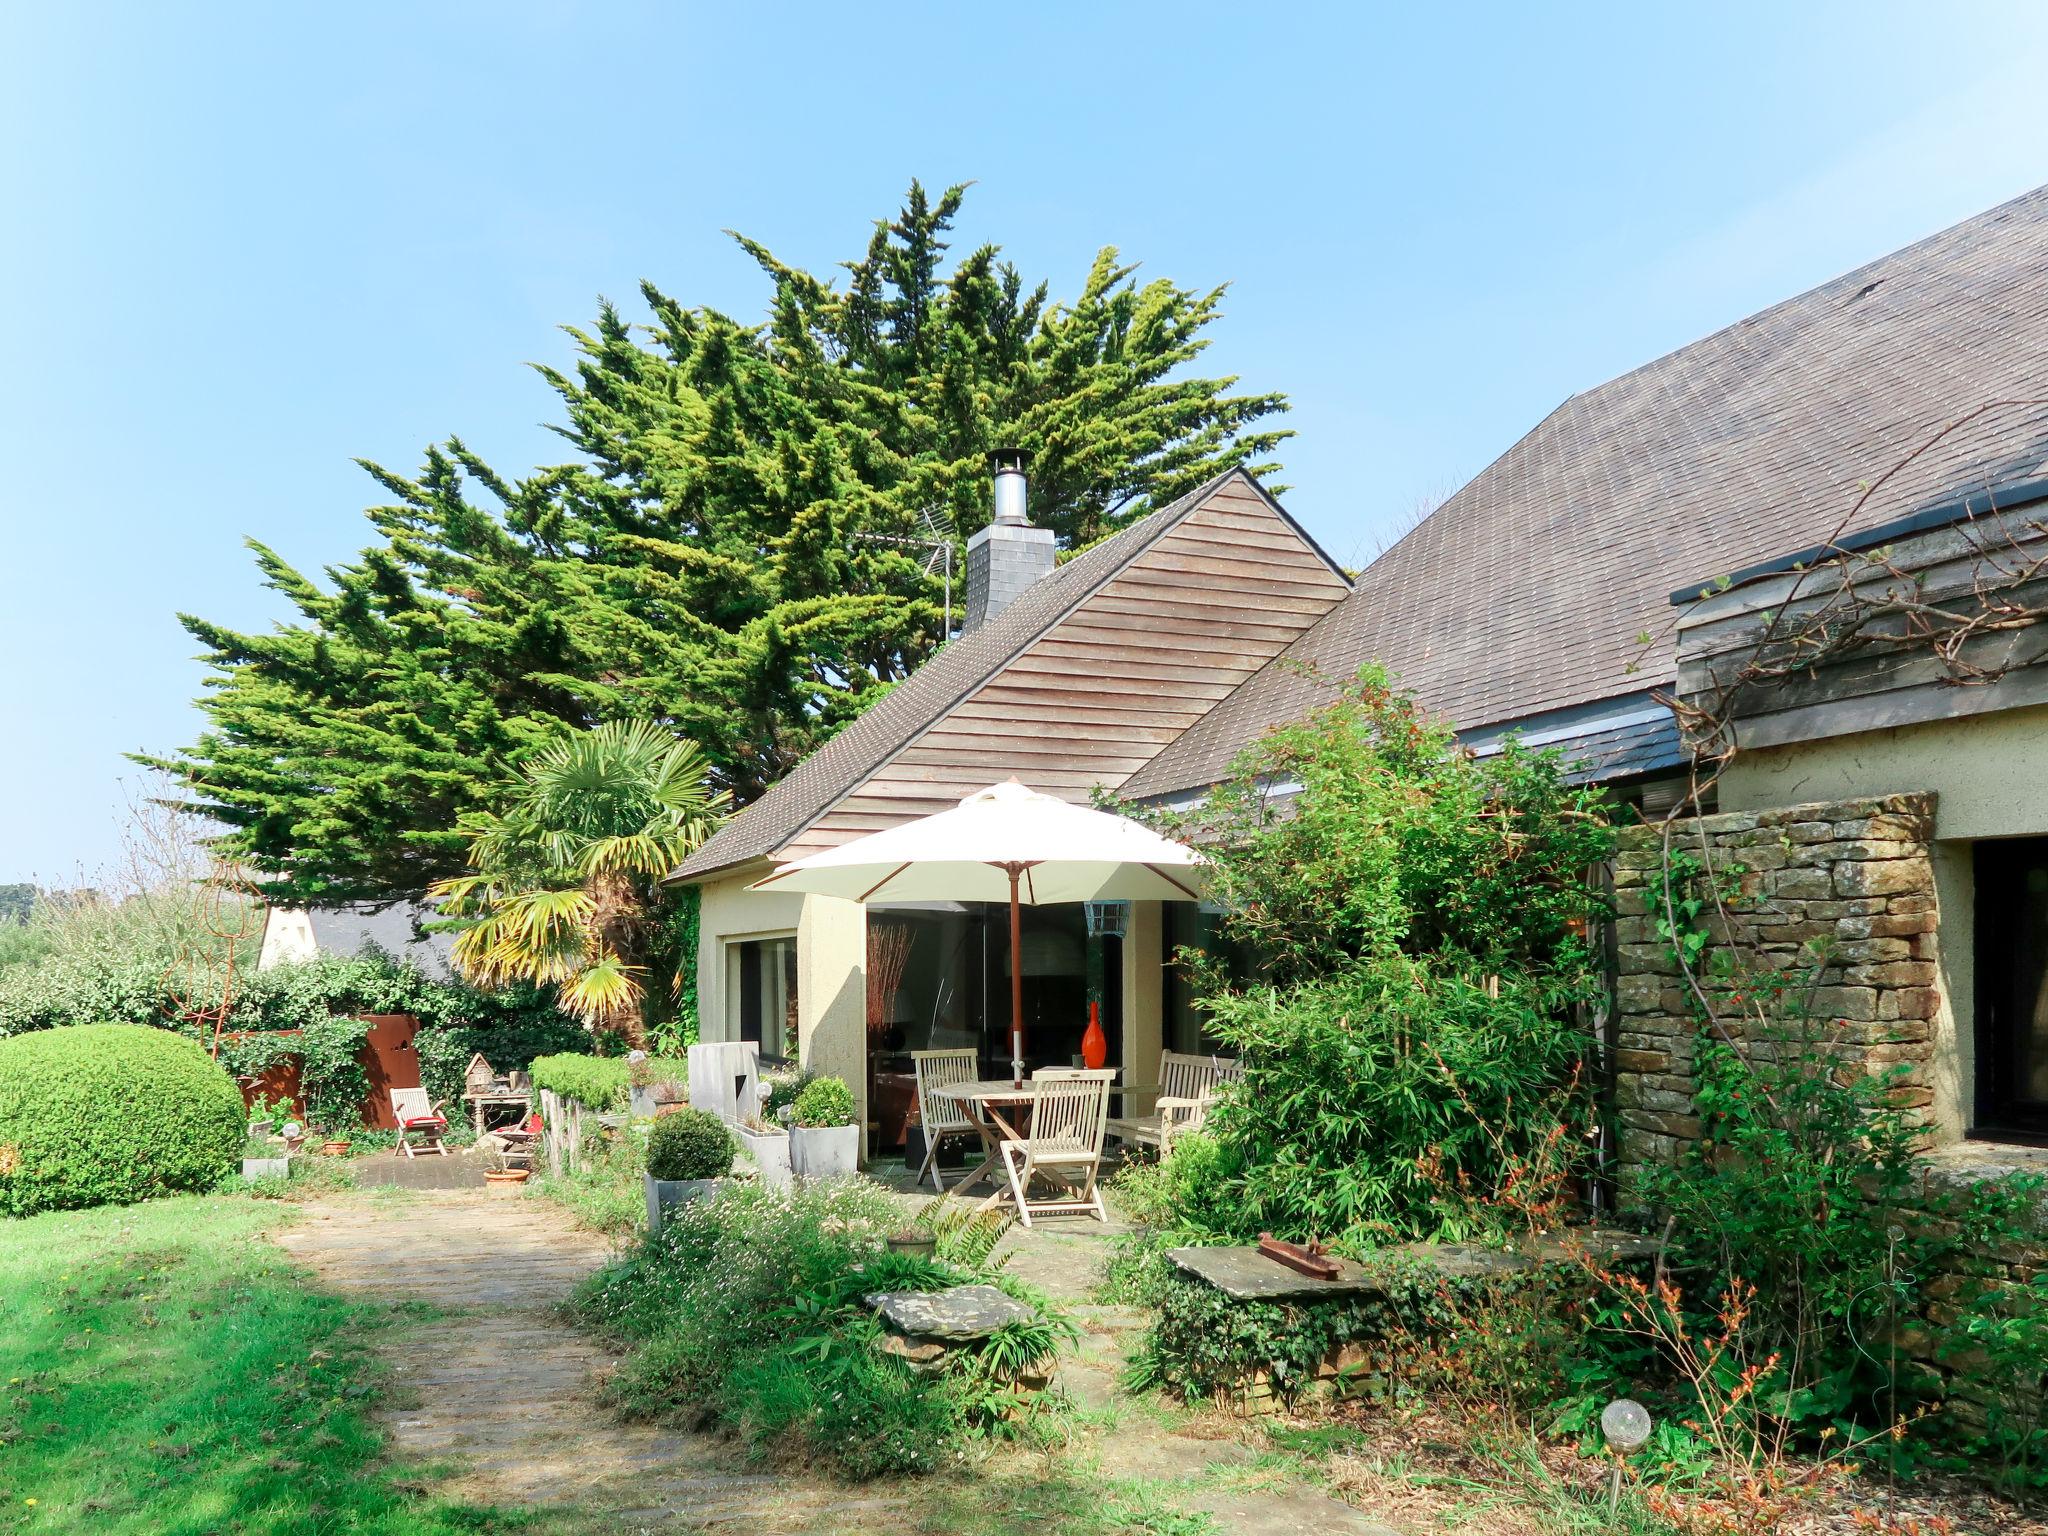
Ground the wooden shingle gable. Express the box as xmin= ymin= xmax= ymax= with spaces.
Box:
xmin=775 ymin=475 xmax=1349 ymax=859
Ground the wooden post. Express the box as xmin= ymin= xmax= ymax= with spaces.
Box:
xmin=568 ymin=1100 xmax=584 ymax=1175
xmin=542 ymin=1089 xmax=563 ymax=1178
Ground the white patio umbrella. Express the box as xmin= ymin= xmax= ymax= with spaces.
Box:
xmin=751 ymin=779 xmax=1203 ymax=1083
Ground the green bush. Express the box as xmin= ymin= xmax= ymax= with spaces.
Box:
xmin=645 ymin=1108 xmax=732 ymax=1181
xmin=575 ymin=1178 xmax=1066 ymax=1478
xmin=528 ymin=1052 xmax=687 ymax=1111
xmin=791 ymin=1076 xmax=855 ymax=1128
xmin=1199 ymin=956 xmax=1594 ymax=1245
xmin=0 ymin=1024 xmax=245 ymax=1216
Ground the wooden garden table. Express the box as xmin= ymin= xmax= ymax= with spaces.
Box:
xmin=462 ymin=1089 xmax=532 ymax=1137
xmin=929 ymin=1079 xmax=1038 ymax=1209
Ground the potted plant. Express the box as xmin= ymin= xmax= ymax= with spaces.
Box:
xmin=885 ymin=1223 xmax=937 ymax=1261
xmin=241 ymin=1134 xmax=291 ymax=1181
xmin=484 ymin=1167 xmax=531 ymax=1196
xmin=732 ymin=1113 xmax=793 ymax=1191
xmin=788 ymin=1077 xmax=859 ymax=1180
xmin=643 ymin=1107 xmax=734 ymax=1233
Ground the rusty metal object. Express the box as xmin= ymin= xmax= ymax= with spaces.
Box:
xmin=1256 ymin=1232 xmax=1341 ymax=1280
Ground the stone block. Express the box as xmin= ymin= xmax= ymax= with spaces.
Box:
xmin=1830 ymin=938 xmax=1914 ymax=966
xmin=1843 ymin=960 xmax=1938 ymax=989
xmin=1808 ymin=986 xmax=1880 ymax=1022
xmin=1771 ymin=869 xmax=1836 ymax=900
xmin=1826 ymin=839 xmax=1926 ymax=862
xmin=1879 ymin=987 xmax=1942 ymax=1022
xmin=1834 ymin=860 xmax=1931 ymax=898
xmin=1887 ymin=892 xmax=1938 ymax=916
xmin=1614 ymin=1048 xmax=1670 ymax=1073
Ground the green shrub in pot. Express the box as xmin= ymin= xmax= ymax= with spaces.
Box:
xmin=645 ymin=1107 xmax=734 ymax=1182
xmin=790 ymin=1076 xmax=855 ymax=1128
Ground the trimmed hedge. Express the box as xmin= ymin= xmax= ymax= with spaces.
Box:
xmin=645 ymin=1108 xmax=733 ymax=1181
xmin=0 ymin=1024 xmax=245 ymax=1217
xmin=529 ymin=1053 xmax=688 ymax=1111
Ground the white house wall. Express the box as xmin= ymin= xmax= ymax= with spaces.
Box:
xmin=1718 ymin=701 xmax=2048 ymax=1138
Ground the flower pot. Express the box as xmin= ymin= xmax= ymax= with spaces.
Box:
xmin=644 ymin=1171 xmax=723 ymax=1234
xmin=242 ymin=1156 xmax=291 ymax=1180
xmin=734 ymin=1123 xmax=793 ymax=1191
xmin=789 ymin=1122 xmax=859 ymax=1181
xmin=886 ymin=1232 xmax=938 ymax=1261
xmin=320 ymin=1140 xmax=351 ymax=1157
xmin=485 ymin=1169 xmax=531 ymax=1197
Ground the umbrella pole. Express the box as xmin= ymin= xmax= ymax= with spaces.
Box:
xmin=1007 ymin=864 xmax=1025 ymax=1087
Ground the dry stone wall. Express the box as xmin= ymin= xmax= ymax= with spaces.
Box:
xmin=1610 ymin=791 xmax=1941 ymax=1184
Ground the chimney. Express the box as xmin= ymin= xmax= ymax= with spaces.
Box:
xmin=964 ymin=448 xmax=1055 ymax=633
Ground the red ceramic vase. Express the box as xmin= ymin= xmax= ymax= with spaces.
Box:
xmin=1081 ymin=1000 xmax=1107 ymax=1070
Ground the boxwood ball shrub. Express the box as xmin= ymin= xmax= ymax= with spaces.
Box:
xmin=0 ymin=1024 xmax=246 ymax=1216
xmin=645 ymin=1108 xmax=733 ymax=1182
xmin=791 ymin=1076 xmax=856 ymax=1128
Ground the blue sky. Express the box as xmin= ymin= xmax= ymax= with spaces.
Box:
xmin=5 ymin=1 xmax=2047 ymax=884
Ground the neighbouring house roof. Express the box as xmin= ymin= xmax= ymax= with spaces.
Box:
xmin=1125 ymin=185 xmax=2048 ymax=799
xmin=674 ymin=468 xmax=1351 ymax=881
xmin=267 ymin=901 xmax=459 ymax=980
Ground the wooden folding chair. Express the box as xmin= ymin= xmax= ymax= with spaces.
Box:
xmin=999 ymin=1073 xmax=1111 ymax=1226
xmin=390 ymin=1086 xmax=450 ymax=1158
xmin=909 ymin=1048 xmax=981 ymax=1192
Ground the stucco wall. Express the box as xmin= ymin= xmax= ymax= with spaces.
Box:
xmin=1718 ymin=702 xmax=2048 ymax=1136
xmin=691 ymin=870 xmax=869 ymax=1150
xmin=257 ymin=908 xmax=317 ymax=970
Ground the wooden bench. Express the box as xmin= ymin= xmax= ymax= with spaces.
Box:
xmin=1106 ymin=1050 xmax=1244 ymax=1151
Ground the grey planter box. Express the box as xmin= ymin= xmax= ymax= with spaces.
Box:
xmin=644 ymin=1171 xmax=722 ymax=1234
xmin=242 ymin=1156 xmax=291 ymax=1180
xmin=734 ymin=1123 xmax=792 ymax=1191
xmin=790 ymin=1123 xmax=859 ymax=1181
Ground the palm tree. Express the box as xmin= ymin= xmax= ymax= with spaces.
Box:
xmin=430 ymin=720 xmax=727 ymax=1045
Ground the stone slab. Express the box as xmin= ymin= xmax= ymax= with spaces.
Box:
xmin=1170 ymin=1230 xmax=1666 ymax=1301
xmin=867 ymin=1283 xmax=1034 ymax=1341
xmin=1168 ymin=1246 xmax=1382 ymax=1301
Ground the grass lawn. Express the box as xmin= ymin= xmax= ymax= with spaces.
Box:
xmin=0 ymin=1193 xmax=544 ymax=1535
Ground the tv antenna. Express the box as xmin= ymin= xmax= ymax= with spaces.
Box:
xmin=856 ymin=505 xmax=957 ymax=640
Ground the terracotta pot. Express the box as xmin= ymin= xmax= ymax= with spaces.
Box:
xmin=320 ymin=1140 xmax=352 ymax=1157
xmin=485 ymin=1169 xmax=531 ymax=1197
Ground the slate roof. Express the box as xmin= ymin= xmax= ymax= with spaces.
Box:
xmin=305 ymin=901 xmax=458 ymax=981
xmin=1126 ymin=185 xmax=2048 ymax=798
xmin=674 ymin=468 xmax=1341 ymax=879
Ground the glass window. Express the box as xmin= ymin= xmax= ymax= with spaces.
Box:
xmin=863 ymin=901 xmax=1122 ymax=1150
xmin=1975 ymin=837 xmax=2048 ymax=1139
xmin=732 ymin=936 xmax=796 ymax=1063
xmin=1163 ymin=902 xmax=1256 ymax=1055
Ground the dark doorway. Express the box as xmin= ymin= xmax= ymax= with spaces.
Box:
xmin=1974 ymin=836 xmax=2048 ymax=1139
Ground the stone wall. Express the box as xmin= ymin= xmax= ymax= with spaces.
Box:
xmin=1610 ymin=791 xmax=1941 ymax=1183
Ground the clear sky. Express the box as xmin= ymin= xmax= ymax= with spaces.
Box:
xmin=5 ymin=1 xmax=2047 ymax=885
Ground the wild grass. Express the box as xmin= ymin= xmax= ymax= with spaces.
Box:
xmin=0 ymin=1193 xmax=542 ymax=1534
xmin=529 ymin=1121 xmax=646 ymax=1237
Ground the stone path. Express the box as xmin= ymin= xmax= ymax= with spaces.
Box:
xmin=272 ymin=1186 xmax=1400 ymax=1536
xmin=274 ymin=1191 xmax=900 ymax=1532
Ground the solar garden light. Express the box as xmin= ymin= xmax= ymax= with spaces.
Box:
xmin=1601 ymin=1398 xmax=1652 ymax=1513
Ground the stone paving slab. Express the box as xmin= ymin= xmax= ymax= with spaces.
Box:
xmin=275 ymin=1190 xmax=891 ymax=1529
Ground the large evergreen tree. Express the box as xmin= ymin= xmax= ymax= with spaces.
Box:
xmin=149 ymin=182 xmax=1290 ymax=902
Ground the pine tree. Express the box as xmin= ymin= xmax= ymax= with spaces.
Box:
xmin=147 ymin=182 xmax=1290 ymax=901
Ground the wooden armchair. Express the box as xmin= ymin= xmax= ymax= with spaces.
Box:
xmin=909 ymin=1048 xmax=981 ymax=1192
xmin=1105 ymin=1050 xmax=1243 ymax=1153
xmin=1000 ymin=1073 xmax=1112 ymax=1225
xmin=390 ymin=1087 xmax=451 ymax=1158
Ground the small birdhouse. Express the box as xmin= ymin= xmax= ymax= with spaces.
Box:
xmin=464 ymin=1053 xmax=499 ymax=1093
